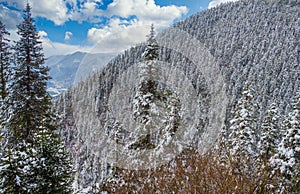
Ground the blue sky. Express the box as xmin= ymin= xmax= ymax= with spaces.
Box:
xmin=0 ymin=0 xmax=238 ymax=56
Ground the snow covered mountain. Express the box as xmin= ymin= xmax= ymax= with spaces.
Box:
xmin=46 ymin=52 xmax=115 ymax=97
xmin=55 ymin=0 xmax=299 ymax=191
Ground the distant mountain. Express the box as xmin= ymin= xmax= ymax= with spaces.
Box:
xmin=55 ymin=0 xmax=299 ymax=191
xmin=46 ymin=52 xmax=115 ymax=97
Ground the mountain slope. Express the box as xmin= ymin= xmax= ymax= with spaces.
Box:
xmin=55 ymin=0 xmax=299 ymax=190
xmin=46 ymin=52 xmax=115 ymax=97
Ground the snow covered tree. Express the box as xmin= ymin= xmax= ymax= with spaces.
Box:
xmin=133 ymin=24 xmax=160 ymax=148
xmin=227 ymin=82 xmax=258 ymax=170
xmin=271 ymin=92 xmax=300 ymax=193
xmin=0 ymin=141 xmax=38 ymax=193
xmin=255 ymin=102 xmax=282 ymax=192
xmin=0 ymin=130 xmax=73 ymax=193
xmin=258 ymin=102 xmax=281 ymax=161
xmin=0 ymin=21 xmax=10 ymax=101
xmin=29 ymin=129 xmax=73 ymax=193
xmin=215 ymin=126 xmax=230 ymax=165
xmin=165 ymin=92 xmax=181 ymax=136
xmin=7 ymin=3 xmax=51 ymax=142
xmin=0 ymin=21 xmax=11 ymax=166
xmin=0 ymin=3 xmax=73 ymax=193
xmin=143 ymin=24 xmax=159 ymax=61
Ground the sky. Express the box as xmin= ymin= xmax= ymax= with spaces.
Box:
xmin=0 ymin=0 xmax=239 ymax=57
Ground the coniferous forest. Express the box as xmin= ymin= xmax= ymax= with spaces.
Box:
xmin=0 ymin=0 xmax=299 ymax=193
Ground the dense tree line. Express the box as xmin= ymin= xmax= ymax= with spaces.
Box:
xmin=0 ymin=3 xmax=73 ymax=193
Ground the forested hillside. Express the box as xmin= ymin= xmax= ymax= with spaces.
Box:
xmin=55 ymin=0 xmax=299 ymax=192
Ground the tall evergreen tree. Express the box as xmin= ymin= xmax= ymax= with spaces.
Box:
xmin=256 ymin=102 xmax=282 ymax=192
xmin=271 ymin=92 xmax=300 ymax=193
xmin=133 ymin=24 xmax=160 ymax=148
xmin=0 ymin=21 xmax=11 ymax=160
xmin=0 ymin=21 xmax=10 ymax=101
xmin=227 ymin=83 xmax=258 ymax=171
xmin=0 ymin=3 xmax=73 ymax=193
xmin=258 ymin=102 xmax=281 ymax=161
xmin=165 ymin=92 xmax=181 ymax=136
xmin=8 ymin=3 xmax=51 ymax=141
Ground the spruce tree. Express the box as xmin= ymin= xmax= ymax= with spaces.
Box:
xmin=8 ymin=3 xmax=51 ymax=141
xmin=258 ymin=102 xmax=281 ymax=161
xmin=132 ymin=24 xmax=160 ymax=148
xmin=256 ymin=102 xmax=282 ymax=191
xmin=0 ymin=20 xmax=11 ymax=163
xmin=271 ymin=92 xmax=300 ymax=193
xmin=30 ymin=129 xmax=73 ymax=193
xmin=0 ymin=21 xmax=10 ymax=101
xmin=227 ymin=83 xmax=258 ymax=171
xmin=165 ymin=92 xmax=181 ymax=136
xmin=0 ymin=3 xmax=73 ymax=193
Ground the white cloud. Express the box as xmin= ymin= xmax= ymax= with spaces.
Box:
xmin=1 ymin=0 xmax=69 ymax=25
xmin=208 ymin=0 xmax=240 ymax=9
xmin=64 ymin=31 xmax=73 ymax=41
xmin=87 ymin=0 xmax=188 ymax=53
xmin=38 ymin=30 xmax=48 ymax=38
xmin=0 ymin=4 xmax=22 ymax=30
xmin=67 ymin=0 xmax=104 ymax=23
xmin=87 ymin=18 xmax=149 ymax=53
xmin=105 ymin=0 xmax=187 ymax=25
xmin=38 ymin=31 xmax=91 ymax=57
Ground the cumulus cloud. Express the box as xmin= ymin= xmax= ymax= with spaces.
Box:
xmin=2 ymin=0 xmax=69 ymax=25
xmin=208 ymin=0 xmax=240 ymax=9
xmin=64 ymin=31 xmax=73 ymax=41
xmin=106 ymin=0 xmax=187 ymax=25
xmin=68 ymin=0 xmax=104 ymax=23
xmin=87 ymin=18 xmax=150 ymax=53
xmin=87 ymin=0 xmax=188 ymax=53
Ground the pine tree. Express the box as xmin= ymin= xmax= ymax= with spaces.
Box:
xmin=0 ymin=21 xmax=11 ymax=169
xmin=0 ymin=141 xmax=37 ymax=193
xmin=165 ymin=92 xmax=181 ymax=136
xmin=143 ymin=24 xmax=159 ymax=61
xmin=227 ymin=83 xmax=258 ymax=170
xmin=258 ymin=102 xmax=281 ymax=161
xmin=8 ymin=3 xmax=51 ymax=142
xmin=132 ymin=24 xmax=160 ymax=148
xmin=256 ymin=102 xmax=282 ymax=192
xmin=29 ymin=129 xmax=73 ymax=193
xmin=0 ymin=21 xmax=10 ymax=101
xmin=271 ymin=92 xmax=300 ymax=193
xmin=0 ymin=3 xmax=73 ymax=193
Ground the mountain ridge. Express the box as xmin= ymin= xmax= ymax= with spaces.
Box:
xmin=46 ymin=52 xmax=116 ymax=97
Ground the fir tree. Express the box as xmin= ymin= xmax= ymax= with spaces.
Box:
xmin=227 ymin=83 xmax=258 ymax=170
xmin=165 ymin=92 xmax=181 ymax=136
xmin=271 ymin=92 xmax=300 ymax=193
xmin=133 ymin=24 xmax=160 ymax=148
xmin=8 ymin=3 xmax=51 ymax=142
xmin=0 ymin=141 xmax=37 ymax=193
xmin=29 ymin=129 xmax=73 ymax=193
xmin=258 ymin=102 xmax=281 ymax=161
xmin=0 ymin=21 xmax=11 ymax=165
xmin=0 ymin=21 xmax=10 ymax=101
xmin=256 ymin=102 xmax=282 ymax=192
xmin=0 ymin=3 xmax=73 ymax=193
